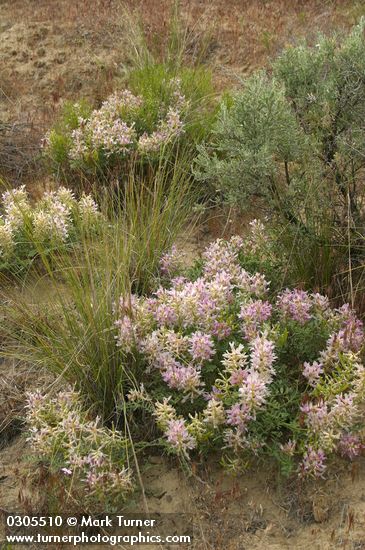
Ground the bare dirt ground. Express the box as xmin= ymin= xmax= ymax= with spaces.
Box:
xmin=1 ymin=1 xmax=365 ymax=549
xmin=1 ymin=434 xmax=365 ymax=549
xmin=1 ymin=0 xmax=364 ymax=182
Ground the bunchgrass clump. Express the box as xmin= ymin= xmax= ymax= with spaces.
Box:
xmin=1 ymin=158 xmax=198 ymax=422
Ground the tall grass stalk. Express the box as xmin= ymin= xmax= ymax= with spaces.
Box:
xmin=1 ymin=158 xmax=198 ymax=422
xmin=120 ymin=0 xmax=214 ymax=71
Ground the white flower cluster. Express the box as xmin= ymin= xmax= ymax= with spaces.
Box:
xmin=33 ymin=190 xmax=72 ymax=243
xmin=26 ymin=389 xmax=133 ymax=504
xmin=0 ymin=222 xmax=14 ymax=259
xmin=0 ymin=186 xmax=100 ymax=264
xmin=67 ymin=79 xmax=186 ymax=161
xmin=0 ymin=186 xmax=31 ymax=259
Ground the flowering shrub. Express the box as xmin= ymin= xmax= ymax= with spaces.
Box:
xmin=117 ymin=236 xmax=365 ymax=478
xmin=44 ymin=65 xmax=215 ymax=182
xmin=26 ymin=389 xmax=133 ymax=509
xmin=0 ymin=186 xmax=100 ymax=275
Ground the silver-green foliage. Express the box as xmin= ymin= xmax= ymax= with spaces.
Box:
xmin=196 ymin=21 xmax=365 ymax=211
xmin=194 ymin=20 xmax=365 ymax=290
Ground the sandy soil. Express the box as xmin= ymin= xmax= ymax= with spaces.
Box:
xmin=1 ymin=432 xmax=365 ymax=549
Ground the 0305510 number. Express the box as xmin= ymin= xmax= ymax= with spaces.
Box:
xmin=6 ymin=516 xmax=63 ymax=527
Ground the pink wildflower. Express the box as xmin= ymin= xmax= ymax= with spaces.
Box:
xmin=300 ymin=447 xmax=326 ymax=478
xmin=277 ymin=289 xmax=312 ymax=324
xmin=165 ymin=418 xmax=196 ymax=454
xmin=302 ymin=361 xmax=323 ymax=387
xmin=239 ymin=300 xmax=272 ymax=339
xmin=338 ymin=433 xmax=364 ymax=459
xmin=189 ymin=331 xmax=215 ymax=362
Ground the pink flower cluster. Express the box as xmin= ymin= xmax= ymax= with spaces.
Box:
xmin=138 ymin=108 xmax=184 ymax=154
xmin=300 ymin=447 xmax=326 ymax=478
xmin=165 ymin=418 xmax=196 ymax=455
xmin=320 ymin=305 xmax=364 ymax=364
xmin=239 ymin=300 xmax=272 ymax=340
xmin=277 ymin=289 xmax=313 ymax=324
xmin=159 ymin=245 xmax=184 ymax=276
xmin=115 ymin=236 xmax=365 ymax=474
xmin=302 ymin=360 xmax=323 ymax=386
xmin=277 ymin=288 xmax=332 ymax=325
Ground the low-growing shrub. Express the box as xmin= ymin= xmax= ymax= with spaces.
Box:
xmin=0 ymin=185 xmax=100 ymax=277
xmin=194 ymin=20 xmax=365 ymax=295
xmin=117 ymin=236 xmax=365 ymax=478
xmin=44 ymin=67 xmax=215 ymax=185
xmin=26 ymin=389 xmax=133 ymax=511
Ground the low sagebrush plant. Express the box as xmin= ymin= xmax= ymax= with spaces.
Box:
xmin=117 ymin=237 xmax=365 ymax=478
xmin=194 ymin=20 xmax=365 ymax=294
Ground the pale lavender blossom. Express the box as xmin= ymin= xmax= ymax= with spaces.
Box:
xmin=223 ymin=427 xmax=247 ymax=452
xmin=300 ymin=400 xmax=329 ymax=432
xmin=249 ymin=273 xmax=270 ymax=296
xmin=89 ymin=115 xmax=136 ymax=155
xmin=330 ymin=393 xmax=358 ymax=426
xmin=277 ymin=289 xmax=312 ymax=324
xmin=33 ymin=197 xmax=71 ymax=243
xmin=69 ymin=127 xmax=88 ymax=160
xmin=321 ymin=318 xmax=364 ymax=364
xmin=280 ymin=439 xmax=296 ymax=456
xmin=312 ymin=293 xmax=330 ymax=315
xmin=239 ymin=371 xmax=269 ymax=409
xmin=115 ymin=315 xmax=135 ymax=352
xmin=189 ymin=331 xmax=215 ymax=362
xmin=203 ymin=239 xmax=239 ymax=278
xmin=211 ymin=320 xmax=232 ymax=340
xmin=162 ymin=363 xmax=202 ymax=397
xmin=229 ymin=368 xmax=248 ymax=386
xmin=154 ymin=303 xmax=178 ymax=327
xmin=338 ymin=433 xmax=364 ymax=459
xmin=250 ymin=334 xmax=276 ymax=376
xmin=165 ymin=418 xmax=196 ymax=455
xmin=138 ymin=108 xmax=184 ymax=154
xmin=302 ymin=361 xmax=323 ymax=387
xmin=239 ymin=300 xmax=272 ymax=339
xmin=300 ymin=447 xmax=326 ymax=478
xmin=226 ymin=403 xmax=251 ymax=430
xmin=160 ymin=246 xmax=182 ymax=276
